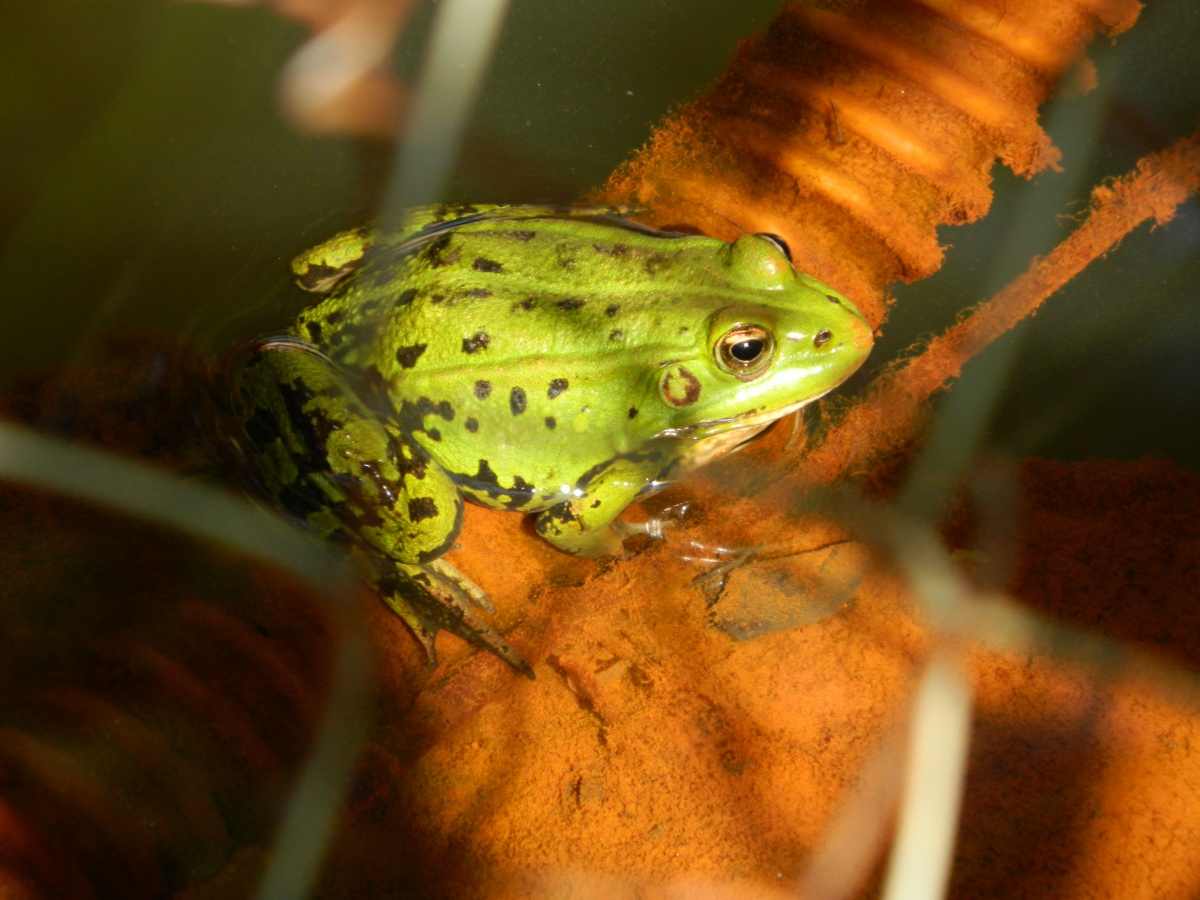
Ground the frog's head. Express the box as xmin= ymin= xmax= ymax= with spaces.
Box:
xmin=648 ymin=233 xmax=874 ymax=444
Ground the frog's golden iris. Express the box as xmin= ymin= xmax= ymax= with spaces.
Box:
xmin=232 ymin=205 xmax=873 ymax=675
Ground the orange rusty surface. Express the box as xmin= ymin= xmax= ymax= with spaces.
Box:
xmin=596 ymin=0 xmax=1142 ymax=326
xmin=302 ymin=433 xmax=1200 ymax=898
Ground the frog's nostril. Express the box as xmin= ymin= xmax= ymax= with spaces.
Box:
xmin=814 ymin=329 xmax=832 ymax=347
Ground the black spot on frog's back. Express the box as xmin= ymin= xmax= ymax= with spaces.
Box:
xmin=547 ymin=378 xmax=569 ymax=398
xmin=474 ymin=380 xmax=492 ymax=400
xmin=509 ymin=387 xmax=527 ymax=416
xmin=395 ymin=343 xmax=427 ymax=369
xmin=556 ymin=298 xmax=586 ymax=311
xmin=472 ymin=257 xmax=504 ymax=273
xmin=462 ymin=332 xmax=490 ymax=354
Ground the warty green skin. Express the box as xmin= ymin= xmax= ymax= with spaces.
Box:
xmin=234 ymin=204 xmax=874 ymax=675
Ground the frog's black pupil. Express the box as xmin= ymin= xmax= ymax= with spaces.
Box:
xmin=731 ymin=339 xmax=764 ymax=362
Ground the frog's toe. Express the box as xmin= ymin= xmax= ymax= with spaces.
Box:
xmin=426 ymin=558 xmax=493 ymax=614
xmin=380 ymin=591 xmax=442 ymax=667
xmin=615 ymin=501 xmax=692 ymax=545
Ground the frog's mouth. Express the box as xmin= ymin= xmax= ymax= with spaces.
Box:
xmin=657 ymin=389 xmax=832 ymax=441
xmin=653 ymin=390 xmax=833 ymax=471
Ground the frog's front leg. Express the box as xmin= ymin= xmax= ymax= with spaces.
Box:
xmin=235 ymin=340 xmax=530 ymax=675
xmin=534 ymin=455 xmax=662 ymax=558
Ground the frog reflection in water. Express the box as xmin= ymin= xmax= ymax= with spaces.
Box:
xmin=234 ymin=205 xmax=873 ymax=676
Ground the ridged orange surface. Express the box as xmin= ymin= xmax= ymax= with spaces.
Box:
xmin=597 ymin=0 xmax=1141 ymax=327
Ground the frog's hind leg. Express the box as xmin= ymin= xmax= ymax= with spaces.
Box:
xmin=370 ymin=554 xmax=534 ymax=679
xmin=233 ymin=338 xmax=531 ymax=676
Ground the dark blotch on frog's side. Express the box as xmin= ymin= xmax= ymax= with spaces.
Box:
xmin=507 ymin=229 xmax=537 ymax=242
xmin=473 ymin=257 xmax=504 ymax=273
xmin=593 ymin=243 xmax=630 ymax=257
xmin=462 ymin=332 xmax=490 ymax=354
xmin=609 ymin=330 xmax=624 ymax=342
xmin=513 ymin=298 xmax=537 ymax=312
xmin=510 ymin=386 xmax=527 ymax=415
xmin=605 ymin=304 xmax=620 ymax=317
xmin=395 ymin=343 xmax=427 ymax=369
xmin=465 ymin=287 xmax=492 ymax=299
xmin=544 ymin=416 xmax=556 ymax=430
xmin=556 ymin=298 xmax=586 ymax=311
xmin=628 ymin=406 xmax=638 ymax=419
xmin=397 ymin=396 xmax=455 ymax=436
xmin=305 ymin=321 xmax=323 ymax=343
xmin=825 ymin=294 xmax=842 ymax=305
xmin=397 ymin=288 xmax=419 ymax=306
xmin=425 ymin=428 xmax=441 ymax=442
xmin=474 ymin=379 xmax=492 ymax=400
xmin=465 ymin=417 xmax=479 ymax=433
xmin=474 ymin=458 xmax=500 ymax=487
xmin=547 ymin=378 xmax=569 ymax=399
xmin=408 ymin=496 xmax=439 ymax=522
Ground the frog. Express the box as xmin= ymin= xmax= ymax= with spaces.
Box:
xmin=231 ymin=204 xmax=873 ymax=677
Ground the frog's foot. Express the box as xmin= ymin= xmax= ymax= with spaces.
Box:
xmin=378 ymin=560 xmax=533 ymax=679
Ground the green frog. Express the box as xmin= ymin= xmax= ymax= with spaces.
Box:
xmin=233 ymin=204 xmax=873 ymax=676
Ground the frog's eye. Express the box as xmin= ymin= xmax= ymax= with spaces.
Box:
xmin=754 ymin=233 xmax=792 ymax=263
xmin=715 ymin=324 xmax=775 ymax=380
